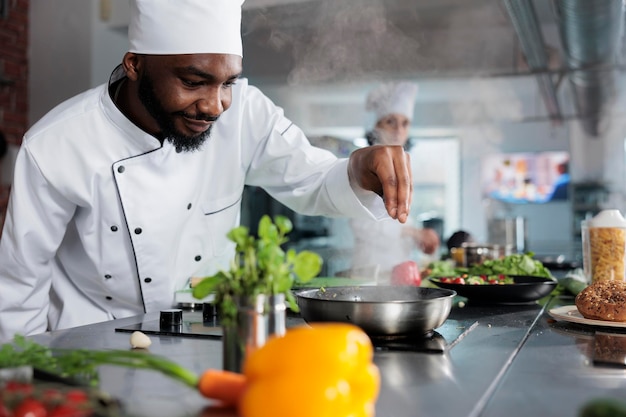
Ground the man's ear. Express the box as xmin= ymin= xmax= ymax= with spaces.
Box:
xmin=122 ymin=52 xmax=141 ymax=81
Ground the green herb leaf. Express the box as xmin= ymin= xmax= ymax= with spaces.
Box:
xmin=274 ymin=216 xmax=293 ymax=235
xmin=293 ymin=251 xmax=323 ymax=283
xmin=0 ymin=335 xmax=198 ymax=389
xmin=192 ymin=275 xmax=224 ymax=299
xmin=227 ymin=226 xmax=250 ymax=249
xmin=285 ymin=290 xmax=300 ymax=313
xmin=257 ymin=215 xmax=275 ymax=241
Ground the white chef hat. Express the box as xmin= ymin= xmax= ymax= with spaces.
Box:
xmin=366 ymin=82 xmax=419 ymax=122
xmin=128 ymin=0 xmax=245 ymax=57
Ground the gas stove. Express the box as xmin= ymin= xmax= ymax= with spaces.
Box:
xmin=115 ymin=307 xmax=477 ymax=354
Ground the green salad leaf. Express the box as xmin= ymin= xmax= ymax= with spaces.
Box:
xmin=426 ymin=260 xmax=462 ymax=277
xmin=468 ymin=253 xmax=552 ymax=278
xmin=426 ymin=253 xmax=553 ymax=279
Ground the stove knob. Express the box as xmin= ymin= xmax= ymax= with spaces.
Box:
xmin=160 ymin=308 xmax=183 ymax=327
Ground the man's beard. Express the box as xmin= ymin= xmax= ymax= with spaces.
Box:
xmin=137 ymin=73 xmax=213 ymax=153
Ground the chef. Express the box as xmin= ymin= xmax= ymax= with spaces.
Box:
xmin=349 ymin=82 xmax=440 ymax=279
xmin=0 ymin=0 xmax=413 ymax=342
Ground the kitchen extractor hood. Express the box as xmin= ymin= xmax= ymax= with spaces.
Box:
xmin=504 ymin=0 xmax=625 ymax=137
xmin=102 ymin=0 xmax=625 ymax=136
xmin=502 ymin=0 xmax=562 ymax=122
xmin=555 ymin=0 xmax=624 ymax=137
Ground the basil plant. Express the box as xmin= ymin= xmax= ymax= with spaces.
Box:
xmin=193 ymin=214 xmax=323 ymax=325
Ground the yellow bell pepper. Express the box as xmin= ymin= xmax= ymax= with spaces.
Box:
xmin=239 ymin=323 xmax=380 ymax=417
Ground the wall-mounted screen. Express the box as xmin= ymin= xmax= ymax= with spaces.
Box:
xmin=481 ymin=151 xmax=570 ymax=204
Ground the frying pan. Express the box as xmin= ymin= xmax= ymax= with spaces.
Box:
xmin=295 ymin=286 xmax=456 ymax=337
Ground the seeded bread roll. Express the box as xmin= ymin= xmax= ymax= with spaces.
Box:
xmin=575 ymin=280 xmax=626 ymax=322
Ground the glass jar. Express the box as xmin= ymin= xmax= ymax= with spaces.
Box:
xmin=582 ymin=209 xmax=626 ymax=283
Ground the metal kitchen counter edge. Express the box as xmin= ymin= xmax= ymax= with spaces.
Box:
xmin=26 ymin=300 xmax=563 ymax=417
xmin=480 ymin=294 xmax=626 ymax=417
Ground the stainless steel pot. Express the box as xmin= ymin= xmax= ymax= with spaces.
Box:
xmin=488 ymin=217 xmax=527 ymax=253
xmin=461 ymin=243 xmax=501 ymax=266
xmin=295 ymin=286 xmax=456 ymax=336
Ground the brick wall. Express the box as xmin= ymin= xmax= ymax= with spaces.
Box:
xmin=0 ymin=0 xmax=28 ymax=233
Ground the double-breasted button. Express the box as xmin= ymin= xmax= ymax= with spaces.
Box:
xmin=104 ymin=274 xmax=112 ymax=279
xmin=195 ymin=255 xmax=202 ymax=262
xmin=117 ymin=166 xmax=125 ymax=173
xmin=144 ymin=277 xmax=152 ymax=283
xmin=187 ymin=203 xmax=192 ymax=210
xmin=106 ymin=296 xmax=113 ymax=300
xmin=134 ymin=228 xmax=142 ymax=235
xmin=110 ymin=225 xmax=118 ymax=232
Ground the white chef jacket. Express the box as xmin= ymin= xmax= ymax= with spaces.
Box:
xmin=0 ymin=66 xmax=387 ymax=342
xmin=349 ymin=217 xmax=415 ymax=280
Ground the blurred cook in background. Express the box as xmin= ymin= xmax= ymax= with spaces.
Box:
xmin=349 ymin=81 xmax=440 ymax=280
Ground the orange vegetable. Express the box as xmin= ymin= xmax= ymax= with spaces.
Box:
xmin=197 ymin=369 xmax=247 ymax=406
xmin=238 ymin=323 xmax=380 ymax=417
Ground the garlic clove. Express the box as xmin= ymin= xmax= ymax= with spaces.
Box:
xmin=130 ymin=331 xmax=152 ymax=349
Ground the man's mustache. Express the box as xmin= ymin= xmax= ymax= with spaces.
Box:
xmin=177 ymin=112 xmax=219 ymax=122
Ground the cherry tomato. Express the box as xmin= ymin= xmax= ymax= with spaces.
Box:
xmin=48 ymin=404 xmax=90 ymax=417
xmin=452 ymin=277 xmax=465 ymax=285
xmin=41 ymin=388 xmax=63 ymax=406
xmin=4 ymin=381 xmax=34 ymax=396
xmin=0 ymin=402 xmax=11 ymax=417
xmin=64 ymin=390 xmax=88 ymax=404
xmin=13 ymin=397 xmax=48 ymax=417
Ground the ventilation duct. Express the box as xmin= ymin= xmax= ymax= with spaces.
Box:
xmin=503 ymin=0 xmax=624 ymax=137
xmin=554 ymin=0 xmax=624 ymax=137
xmin=503 ymin=0 xmax=562 ymax=122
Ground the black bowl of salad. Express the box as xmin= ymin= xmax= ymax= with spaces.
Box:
xmin=426 ymin=253 xmax=557 ymax=303
xmin=429 ymin=274 xmax=557 ymax=303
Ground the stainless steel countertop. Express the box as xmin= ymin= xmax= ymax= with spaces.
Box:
xmin=27 ymin=295 xmax=626 ymax=417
